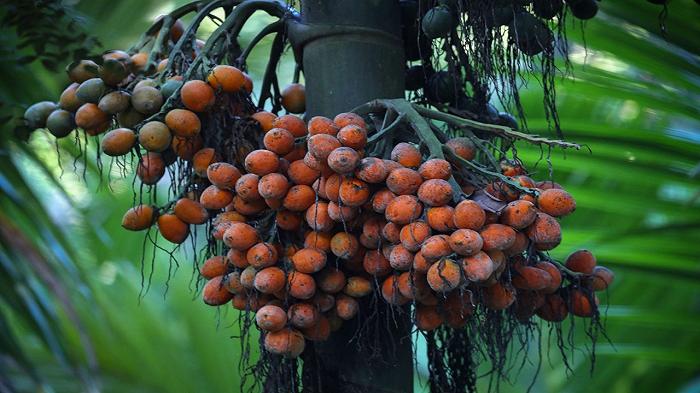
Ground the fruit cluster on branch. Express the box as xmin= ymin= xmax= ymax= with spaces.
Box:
xmin=19 ymin=0 xmax=617 ymax=389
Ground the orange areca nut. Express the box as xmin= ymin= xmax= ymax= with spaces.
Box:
xmin=302 ymin=316 xmax=331 ymax=341
xmin=122 ymin=204 xmax=155 ymax=231
xmin=288 ymin=270 xmax=316 ymax=299
xmin=276 ymin=210 xmax=302 ymax=231
xmin=427 ymin=259 xmax=462 ymax=292
xmin=426 ymin=206 xmax=455 ymax=232
xmin=226 ymin=248 xmax=249 ymax=269
xmin=174 ymin=198 xmax=208 ymax=224
xmin=200 ymin=256 xmax=229 ymax=279
xmin=400 ymin=221 xmax=432 ymax=252
xmin=157 ymin=213 xmax=189 ymax=244
xmin=308 ymin=116 xmax=339 ymax=136
xmin=165 ymin=109 xmax=201 ymax=137
xmin=448 ymin=229 xmax=483 ymax=256
xmin=343 ymin=276 xmax=373 ymax=297
xmin=537 ymin=294 xmax=568 ymax=322
xmin=363 ymin=250 xmax=392 ymax=277
xmin=273 ymin=114 xmax=307 ymax=137
xmin=246 ymin=242 xmax=279 ymax=269
xmin=335 ymin=294 xmax=359 ymax=320
xmin=413 ymin=251 xmax=431 ymax=273
xmin=500 ymin=199 xmax=537 ymax=229
xmin=446 ymin=137 xmax=476 ymax=161
xmin=233 ymin=196 xmax=267 ymax=216
xmin=181 ymin=80 xmax=215 ymax=112
xmin=304 ymin=231 xmax=332 ymax=252
xmin=224 ymin=271 xmax=245 ymax=294
xmin=385 ymin=195 xmax=423 ymax=225
xmin=418 ymin=158 xmax=452 ymax=180
xmin=327 ymin=201 xmax=358 ymax=222
xmin=590 ymin=266 xmax=615 ymax=291
xmin=355 ymin=157 xmax=388 ymax=184
xmin=305 ymin=202 xmax=333 ymax=232
xmin=420 ymin=235 xmax=452 ymax=261
xmin=480 ymin=224 xmax=517 ymax=251
xmin=75 ymin=103 xmax=109 ymax=133
xmin=460 ymin=251 xmax=494 ymax=282
xmin=308 ymin=134 xmax=342 ymax=162
xmin=292 ymin=248 xmax=327 ymax=274
xmin=386 ymin=168 xmax=423 ymax=195
xmin=333 ymin=112 xmax=366 ymax=129
xmin=245 ymin=149 xmax=280 ymax=176
xmin=339 ymin=178 xmax=371 ymax=207
xmin=389 ymin=244 xmax=414 ymax=270
xmin=223 ymin=222 xmax=259 ymax=250
xmin=382 ymin=222 xmax=402 ymax=244
xmin=535 ymin=261 xmax=563 ymax=293
xmin=192 ymin=148 xmax=220 ymax=177
xmin=415 ymin=305 xmax=444 ymax=331
xmin=101 ymin=128 xmax=136 ymax=156
xmin=258 ymin=173 xmax=289 ymax=200
xmin=136 ymin=153 xmax=165 ymax=185
xmin=283 ymin=185 xmax=316 ymax=211
xmin=417 ymin=179 xmax=453 ymax=207
xmin=254 ymin=267 xmax=286 ymax=294
xmin=391 ymin=142 xmax=422 ymax=168
xmin=281 ymin=83 xmax=306 ymax=114
xmin=207 ymin=162 xmax=242 ymax=190
xmin=200 ymin=185 xmax=233 ymax=210
xmin=323 ymin=174 xmax=342 ymax=202
xmin=538 ymin=188 xmax=576 ymax=217
xmin=287 ymin=160 xmax=320 ymax=185
xmin=264 ymin=328 xmax=305 ymax=358
xmin=202 ymin=275 xmax=234 ymax=306
xmin=453 ymin=200 xmax=486 ymax=230
xmin=330 ymin=232 xmax=360 ymax=259
xmin=569 ymin=288 xmax=595 ymax=317
xmin=207 ymin=65 xmax=245 ymax=93
xmin=242 ymin=72 xmax=253 ymax=94
xmin=236 ymin=173 xmax=262 ymax=201
xmin=526 ymin=212 xmax=562 ymax=250
xmin=327 ymin=147 xmax=360 ymax=174
xmin=336 ymin=124 xmax=367 ymax=150
xmin=252 ymin=111 xmax=277 ymax=132
xmin=361 ymin=217 xmax=385 ymax=248
xmin=482 ymin=282 xmax=516 ymax=310
xmin=138 ymin=121 xmax=172 ymax=152
xmin=171 ymin=135 xmax=204 ymax=161
xmin=380 ymin=275 xmax=408 ymax=305
xmin=371 ymin=188 xmax=396 ymax=214
xmin=512 ymin=266 xmax=552 ymax=291
xmin=256 ymin=305 xmax=287 ymax=332
xmin=317 ymin=267 xmax=346 ymax=294
xmin=264 ymin=128 xmax=296 ymax=155
xmin=288 ymin=302 xmax=318 ymax=328
xmin=240 ymin=266 xmax=257 ymax=289
xmin=504 ymin=231 xmax=529 ymax=256
xmin=565 ymin=249 xmax=597 ymax=274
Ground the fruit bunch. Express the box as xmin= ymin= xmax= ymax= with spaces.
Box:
xmin=21 ymin=41 xmax=613 ymax=362
xmin=159 ymin=110 xmax=614 ymax=359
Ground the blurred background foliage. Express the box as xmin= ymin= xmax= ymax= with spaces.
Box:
xmin=0 ymin=0 xmax=698 ymax=392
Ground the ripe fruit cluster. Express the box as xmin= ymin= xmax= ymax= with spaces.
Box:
xmin=164 ymin=112 xmax=614 ymax=358
xmin=22 ymin=46 xmax=613 ymax=362
xmin=23 ymin=38 xmax=254 ymax=166
xmin=21 ymin=18 xmax=612 ymax=363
